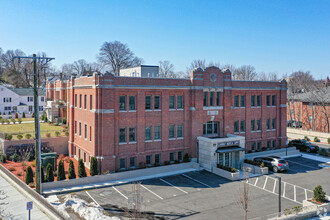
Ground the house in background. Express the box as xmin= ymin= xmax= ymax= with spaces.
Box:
xmin=119 ymin=65 xmax=159 ymax=78
xmin=0 ymin=84 xmax=46 ymax=116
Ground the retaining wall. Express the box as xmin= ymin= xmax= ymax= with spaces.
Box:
xmin=0 ymin=136 xmax=69 ymax=155
xmin=287 ymin=127 xmax=330 ymax=143
xmin=245 ymin=147 xmax=300 ymax=160
xmin=42 ymin=162 xmax=200 ymax=191
xmin=0 ymin=164 xmax=65 ymax=220
xmin=212 ymin=167 xmax=240 ymax=181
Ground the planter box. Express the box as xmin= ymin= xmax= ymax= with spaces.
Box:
xmin=212 ymin=167 xmax=240 ymax=181
xmin=242 ymin=163 xmax=268 ymax=175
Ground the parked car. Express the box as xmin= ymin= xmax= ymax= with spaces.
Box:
xmin=288 ymin=139 xmax=319 ymax=153
xmin=287 ymin=120 xmax=303 ymax=128
xmin=253 ymin=156 xmax=289 ymax=173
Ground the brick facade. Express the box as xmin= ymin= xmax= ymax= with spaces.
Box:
xmin=47 ymin=67 xmax=287 ymax=172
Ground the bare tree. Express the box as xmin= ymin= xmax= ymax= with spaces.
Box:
xmin=126 ymin=182 xmax=144 ymax=219
xmin=237 ymin=168 xmax=252 ymax=220
xmin=186 ymin=59 xmax=206 ymax=75
xmin=235 ymin=65 xmax=258 ymax=81
xmin=258 ymin=72 xmax=280 ymax=81
xmin=98 ymin=41 xmax=143 ymax=76
xmin=159 ymin=60 xmax=175 ymax=78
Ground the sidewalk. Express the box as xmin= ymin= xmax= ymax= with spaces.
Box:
xmin=0 ymin=175 xmax=50 ymax=220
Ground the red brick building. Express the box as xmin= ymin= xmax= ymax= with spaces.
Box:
xmin=47 ymin=67 xmax=287 ymax=172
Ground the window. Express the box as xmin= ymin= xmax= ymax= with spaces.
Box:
xmin=28 ymin=97 xmax=33 ymax=102
xmin=251 ymin=95 xmax=255 ymax=107
xmin=28 ymin=106 xmax=33 ymax=112
xmin=234 ymin=121 xmax=239 ymax=133
xmin=145 ymin=127 xmax=152 ymax=140
xmin=177 ymin=95 xmax=183 ymax=109
xmin=155 ymin=154 xmax=160 ymax=164
xmin=129 ymin=128 xmax=136 ymax=142
xmin=241 ymin=95 xmax=245 ymax=107
xmin=75 ymin=94 xmax=77 ymax=107
xmin=266 ymin=95 xmax=270 ymax=106
xmin=257 ymin=119 xmax=261 ymax=131
xmin=203 ymin=121 xmax=218 ymax=135
xmin=272 ymin=140 xmax=276 ymax=149
xmin=309 ymin=103 xmax=313 ymax=109
xmin=251 ymin=143 xmax=256 ymax=151
xmin=154 ymin=96 xmax=160 ymax=110
xmin=203 ymin=92 xmax=208 ymax=107
xmin=75 ymin=121 xmax=77 ymax=134
xmin=154 ymin=126 xmax=161 ymax=140
xmin=177 ymin=125 xmax=183 ymax=138
xmin=266 ymin=119 xmax=270 ymax=130
xmin=90 ymin=95 xmax=93 ymax=110
xmin=257 ymin=95 xmax=261 ymax=107
xmin=146 ymin=155 xmax=151 ymax=165
xmin=169 ymin=125 xmax=175 ymax=138
xmin=130 ymin=157 xmax=136 ymax=168
xmin=267 ymin=141 xmax=271 ymax=149
xmin=257 ymin=142 xmax=261 ymax=150
xmin=145 ymin=96 xmax=152 ymax=110
xmin=272 ymin=95 xmax=276 ymax=106
xmin=41 ymin=97 xmax=45 ymax=102
xmin=210 ymin=92 xmax=214 ymax=106
xmin=240 ymin=120 xmax=245 ymax=132
xmin=129 ymin=96 xmax=136 ymax=110
xmin=178 ymin=152 xmax=183 ymax=161
xmin=39 ymin=106 xmax=43 ymax=111
xmin=119 ymin=128 xmax=126 ymax=143
xmin=169 ymin=96 xmax=175 ymax=109
xmin=119 ymin=96 xmax=126 ymax=111
xmin=234 ymin=95 xmax=239 ymax=107
xmin=13 ymin=106 xmax=17 ymax=111
xmin=79 ymin=95 xmax=82 ymax=108
xmin=79 ymin=122 xmax=82 ymax=136
xmin=84 ymin=124 xmax=87 ymax=139
xmin=170 ymin=153 xmax=175 ymax=162
xmin=4 ymin=106 xmax=11 ymax=111
xmin=120 ymin=159 xmax=126 ymax=169
xmin=251 ymin=120 xmax=255 ymax=131
xmin=272 ymin=118 xmax=276 ymax=129
xmin=90 ymin=126 xmax=92 ymax=141
xmin=84 ymin=95 xmax=87 ymax=109
xmin=216 ymin=92 xmax=220 ymax=106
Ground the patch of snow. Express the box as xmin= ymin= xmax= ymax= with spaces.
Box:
xmin=47 ymin=194 xmax=119 ymax=220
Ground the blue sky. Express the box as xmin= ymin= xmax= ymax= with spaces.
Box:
xmin=0 ymin=0 xmax=329 ymax=79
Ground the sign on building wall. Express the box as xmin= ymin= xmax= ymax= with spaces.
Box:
xmin=217 ymin=141 xmax=240 ymax=147
xmin=207 ymin=111 xmax=219 ymax=115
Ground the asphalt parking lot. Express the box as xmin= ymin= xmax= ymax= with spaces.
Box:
xmin=62 ymin=155 xmax=330 ymax=220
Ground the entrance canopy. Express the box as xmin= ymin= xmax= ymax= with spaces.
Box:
xmin=216 ymin=146 xmax=245 ymax=154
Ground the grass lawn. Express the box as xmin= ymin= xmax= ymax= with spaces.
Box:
xmin=0 ymin=123 xmax=67 ymax=140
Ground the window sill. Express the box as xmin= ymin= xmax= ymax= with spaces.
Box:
xmin=169 ymin=109 xmax=176 ymax=111
xmin=145 ymin=140 xmax=152 ymax=143
xmin=119 ymin=142 xmax=127 ymax=145
xmin=154 ymin=139 xmax=161 ymax=142
xmin=128 ymin=141 xmax=137 ymax=144
xmin=128 ymin=110 xmax=136 ymax=112
xmin=169 ymin=138 xmax=176 ymax=140
xmin=154 ymin=109 xmax=161 ymax=111
xmin=177 ymin=137 xmax=184 ymax=140
xmin=145 ymin=109 xmax=152 ymax=111
xmin=177 ymin=108 xmax=184 ymax=111
xmin=119 ymin=110 xmax=127 ymax=112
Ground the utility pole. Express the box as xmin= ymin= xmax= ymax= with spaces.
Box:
xmin=13 ymin=55 xmax=54 ymax=194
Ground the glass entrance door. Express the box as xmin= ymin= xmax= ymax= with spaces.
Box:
xmin=218 ymin=152 xmax=232 ymax=167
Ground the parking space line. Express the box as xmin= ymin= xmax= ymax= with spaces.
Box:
xmin=263 ymin=176 xmax=268 ymax=189
xmin=86 ymin=191 xmax=101 ymax=208
xmin=181 ymin=174 xmax=212 ymax=188
xmin=254 ymin=177 xmax=258 ymax=186
xmin=305 ymin=189 xmax=308 ymax=201
xmin=294 ymin=185 xmax=297 ymax=202
xmin=159 ymin=178 xmax=188 ymax=194
xmin=112 ymin=186 xmax=128 ymax=200
xmin=283 ymin=182 xmax=286 ymax=197
xmin=286 ymin=160 xmax=319 ymax=170
xmin=273 ymin=180 xmax=276 ymax=193
xmin=247 ymin=182 xmax=302 ymax=205
xmin=140 ymin=184 xmax=163 ymax=200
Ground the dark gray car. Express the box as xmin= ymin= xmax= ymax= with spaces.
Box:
xmin=254 ymin=156 xmax=289 ymax=173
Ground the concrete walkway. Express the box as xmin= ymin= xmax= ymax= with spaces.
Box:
xmin=0 ymin=175 xmax=50 ymax=220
